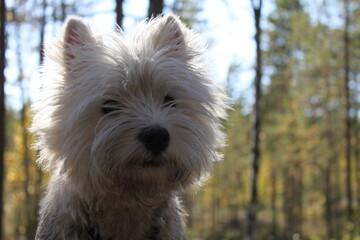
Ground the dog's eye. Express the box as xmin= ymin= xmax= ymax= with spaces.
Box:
xmin=163 ymin=95 xmax=176 ymax=108
xmin=102 ymin=100 xmax=119 ymax=114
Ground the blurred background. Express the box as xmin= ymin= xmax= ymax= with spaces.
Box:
xmin=0 ymin=0 xmax=360 ymax=239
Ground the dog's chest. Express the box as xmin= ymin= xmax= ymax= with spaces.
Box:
xmin=86 ymin=222 xmax=163 ymax=240
xmin=85 ymin=200 xmax=168 ymax=240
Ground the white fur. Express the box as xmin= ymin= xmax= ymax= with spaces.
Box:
xmin=31 ymin=15 xmax=228 ymax=240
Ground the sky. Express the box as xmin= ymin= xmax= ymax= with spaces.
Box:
xmin=5 ymin=0 xmax=274 ymax=109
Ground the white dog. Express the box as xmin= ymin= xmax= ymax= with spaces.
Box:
xmin=31 ymin=15 xmax=228 ymax=240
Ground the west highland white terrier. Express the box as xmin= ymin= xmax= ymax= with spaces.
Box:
xmin=31 ymin=14 xmax=228 ymax=240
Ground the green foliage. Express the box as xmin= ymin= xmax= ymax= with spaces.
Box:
xmin=184 ymin=0 xmax=360 ymax=239
xmin=4 ymin=105 xmax=42 ymax=239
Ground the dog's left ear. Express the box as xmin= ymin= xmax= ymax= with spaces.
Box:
xmin=152 ymin=15 xmax=185 ymax=53
xmin=61 ymin=16 xmax=96 ymax=72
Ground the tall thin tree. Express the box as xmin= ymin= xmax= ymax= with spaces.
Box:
xmin=147 ymin=0 xmax=163 ymax=18
xmin=39 ymin=0 xmax=47 ymax=63
xmin=0 ymin=0 xmax=6 ymax=238
xmin=343 ymin=0 xmax=353 ymax=221
xmin=60 ymin=0 xmax=66 ymax=21
xmin=115 ymin=0 xmax=124 ymax=30
xmin=246 ymin=0 xmax=262 ymax=239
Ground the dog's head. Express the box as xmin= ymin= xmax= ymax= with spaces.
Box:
xmin=32 ymin=15 xmax=228 ymax=195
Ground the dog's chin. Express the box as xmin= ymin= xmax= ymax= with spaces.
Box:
xmin=114 ymin=155 xmax=193 ymax=193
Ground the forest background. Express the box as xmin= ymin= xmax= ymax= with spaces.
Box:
xmin=0 ymin=0 xmax=360 ymax=240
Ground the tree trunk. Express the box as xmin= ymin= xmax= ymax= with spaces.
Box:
xmin=324 ymin=78 xmax=337 ymax=238
xmin=355 ymin=110 xmax=360 ymax=210
xmin=270 ymin=167 xmax=277 ymax=239
xmin=115 ymin=0 xmax=124 ymax=30
xmin=343 ymin=0 xmax=353 ymax=221
xmin=147 ymin=0 xmax=163 ymax=18
xmin=294 ymin=158 xmax=303 ymax=234
xmin=61 ymin=0 xmax=66 ymax=22
xmin=246 ymin=1 xmax=262 ymax=240
xmin=39 ymin=0 xmax=46 ymax=64
xmin=0 ymin=0 xmax=6 ymax=238
xmin=282 ymin=167 xmax=291 ymax=236
xmin=325 ymin=161 xmax=334 ymax=238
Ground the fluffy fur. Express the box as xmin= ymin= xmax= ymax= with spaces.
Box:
xmin=31 ymin=14 xmax=228 ymax=240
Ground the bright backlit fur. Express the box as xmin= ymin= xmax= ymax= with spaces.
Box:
xmin=31 ymin=14 xmax=228 ymax=240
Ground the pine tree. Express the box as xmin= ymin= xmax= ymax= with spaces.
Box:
xmin=246 ymin=1 xmax=262 ymax=239
xmin=115 ymin=0 xmax=124 ymax=29
xmin=342 ymin=0 xmax=353 ymax=221
xmin=147 ymin=0 xmax=163 ymax=18
xmin=263 ymin=0 xmax=307 ymax=236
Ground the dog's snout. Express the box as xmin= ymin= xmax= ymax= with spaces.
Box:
xmin=138 ymin=125 xmax=170 ymax=155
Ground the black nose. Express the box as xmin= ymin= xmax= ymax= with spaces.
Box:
xmin=138 ymin=125 xmax=170 ymax=155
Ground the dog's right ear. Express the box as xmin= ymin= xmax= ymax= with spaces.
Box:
xmin=60 ymin=16 xmax=96 ymax=72
xmin=152 ymin=15 xmax=185 ymax=55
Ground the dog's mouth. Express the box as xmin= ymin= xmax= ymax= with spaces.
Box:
xmin=128 ymin=154 xmax=168 ymax=168
xmin=141 ymin=158 xmax=165 ymax=168
xmin=141 ymin=158 xmax=166 ymax=168
xmin=127 ymin=156 xmax=166 ymax=168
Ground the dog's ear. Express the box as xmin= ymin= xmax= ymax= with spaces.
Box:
xmin=61 ymin=16 xmax=96 ymax=71
xmin=152 ymin=15 xmax=185 ymax=53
